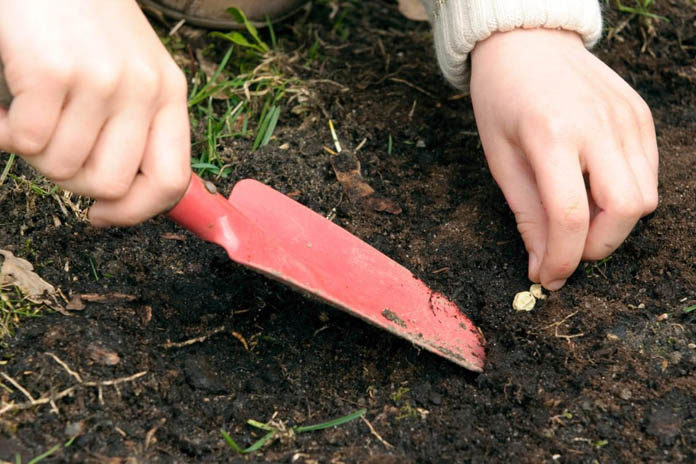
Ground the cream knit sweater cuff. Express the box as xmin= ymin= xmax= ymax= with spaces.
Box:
xmin=421 ymin=0 xmax=603 ymax=89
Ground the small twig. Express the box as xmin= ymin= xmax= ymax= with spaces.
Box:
xmin=354 ymin=138 xmax=367 ymax=153
xmin=328 ymin=120 xmax=342 ymax=153
xmin=168 ymin=18 xmax=186 ymax=36
xmin=145 ymin=418 xmax=167 ymax=449
xmin=45 ymin=352 xmax=83 ymax=383
xmin=0 ymin=372 xmax=35 ymax=403
xmin=361 ymin=416 xmax=394 ymax=449
xmin=542 ymin=311 xmax=580 ymax=330
xmin=162 ymin=326 xmax=226 ymax=349
xmin=84 ymin=371 xmax=147 ymax=387
xmin=542 ymin=311 xmax=584 ymax=343
xmin=231 ymin=331 xmax=250 ymax=351
xmin=388 ymin=77 xmax=436 ymax=99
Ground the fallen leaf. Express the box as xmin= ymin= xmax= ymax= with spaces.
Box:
xmin=0 ymin=249 xmax=61 ymax=309
xmin=87 ymin=343 xmax=121 ymax=366
xmin=329 ymin=150 xmax=401 ymax=215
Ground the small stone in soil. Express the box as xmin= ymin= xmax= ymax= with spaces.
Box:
xmin=183 ymin=355 xmax=230 ymax=394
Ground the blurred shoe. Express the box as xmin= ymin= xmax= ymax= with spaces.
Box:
xmin=138 ymin=0 xmax=307 ymax=28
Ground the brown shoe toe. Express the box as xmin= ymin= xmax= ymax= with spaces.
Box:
xmin=138 ymin=0 xmax=306 ymax=29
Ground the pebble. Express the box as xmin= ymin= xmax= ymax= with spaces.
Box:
xmin=183 ymin=355 xmax=229 ymax=394
xmin=619 ymin=388 xmax=632 ymax=400
xmin=669 ymin=351 xmax=682 ymax=365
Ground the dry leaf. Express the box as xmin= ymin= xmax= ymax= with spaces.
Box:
xmin=329 ymin=150 xmax=402 ymax=215
xmin=0 ymin=249 xmax=61 ymax=309
xmin=87 ymin=343 xmax=121 ymax=366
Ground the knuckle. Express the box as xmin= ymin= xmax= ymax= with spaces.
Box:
xmin=92 ymin=176 xmax=131 ymax=200
xmin=46 ymin=162 xmax=81 ymax=182
xmin=635 ymin=99 xmax=654 ymax=128
xmin=643 ymin=190 xmax=659 ymax=214
xmin=520 ymin=112 xmax=568 ymax=145
xmin=11 ymin=126 xmax=50 ymax=155
xmin=158 ymin=170 xmax=190 ymax=203
xmin=39 ymin=60 xmax=74 ymax=88
xmin=608 ymin=192 xmax=644 ymax=219
xmin=86 ymin=65 xmax=120 ymax=97
xmin=133 ymin=65 xmax=161 ymax=100
xmin=549 ymin=203 xmax=588 ymax=234
xmin=166 ymin=66 xmax=188 ymax=101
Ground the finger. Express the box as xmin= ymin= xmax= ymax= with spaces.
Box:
xmin=58 ymin=107 xmax=150 ymax=200
xmin=485 ymin=142 xmax=547 ymax=282
xmin=88 ymin=100 xmax=191 ymax=227
xmin=0 ymin=84 xmax=67 ymax=155
xmin=27 ymin=91 xmax=108 ymax=181
xmin=526 ymin=143 xmax=589 ymax=291
xmin=582 ymin=138 xmax=644 ymax=261
xmin=623 ymin=136 xmax=658 ymax=216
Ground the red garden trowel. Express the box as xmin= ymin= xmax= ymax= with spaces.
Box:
xmin=167 ymin=176 xmax=485 ymax=371
xmin=0 ymin=69 xmax=485 ymax=372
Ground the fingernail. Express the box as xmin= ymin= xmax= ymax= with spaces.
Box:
xmin=545 ymin=279 xmax=567 ymax=291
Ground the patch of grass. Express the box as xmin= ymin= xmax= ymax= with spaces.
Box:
xmin=584 ymin=256 xmax=612 ymax=279
xmin=8 ymin=175 xmax=57 ymax=197
xmin=0 ymin=286 xmax=45 ymax=340
xmin=221 ymin=408 xmax=366 ymax=455
xmin=183 ymin=6 xmax=304 ymax=177
xmin=616 ymin=0 xmax=668 ymax=21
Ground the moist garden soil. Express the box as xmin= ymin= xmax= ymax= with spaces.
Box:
xmin=1 ymin=1 xmax=695 ymax=462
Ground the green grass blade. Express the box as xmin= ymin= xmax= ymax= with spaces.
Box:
xmin=220 ymin=429 xmax=245 ymax=453
xmin=245 ymin=431 xmax=276 ymax=452
xmin=295 ymin=408 xmax=366 ymax=433
xmin=260 ymin=106 xmax=281 ymax=147
xmin=1 ymin=153 xmax=16 ymax=186
xmin=684 ymin=304 xmax=696 ymax=314
xmin=26 ymin=443 xmax=61 ymax=464
xmin=225 ymin=7 xmax=269 ymax=53
xmin=221 ymin=428 xmax=276 ymax=454
xmin=188 ymin=46 xmax=235 ymax=107
xmin=246 ymin=419 xmax=274 ymax=431
xmin=266 ymin=15 xmax=277 ymax=50
xmin=252 ymin=103 xmax=276 ymax=150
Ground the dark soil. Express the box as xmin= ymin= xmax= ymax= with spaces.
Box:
xmin=1 ymin=1 xmax=695 ymax=462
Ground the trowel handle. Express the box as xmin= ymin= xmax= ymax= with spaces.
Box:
xmin=0 ymin=65 xmax=236 ymax=247
xmin=167 ymin=174 xmax=240 ymax=246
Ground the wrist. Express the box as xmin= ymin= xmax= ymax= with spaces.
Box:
xmin=422 ymin=0 xmax=602 ymax=89
xmin=471 ymin=28 xmax=585 ymax=68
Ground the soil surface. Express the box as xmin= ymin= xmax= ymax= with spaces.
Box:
xmin=1 ymin=1 xmax=695 ymax=463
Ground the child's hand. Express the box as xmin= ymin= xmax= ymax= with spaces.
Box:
xmin=0 ymin=0 xmax=191 ymax=226
xmin=470 ymin=28 xmax=658 ymax=290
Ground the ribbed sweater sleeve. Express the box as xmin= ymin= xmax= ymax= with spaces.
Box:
xmin=420 ymin=0 xmax=603 ymax=89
